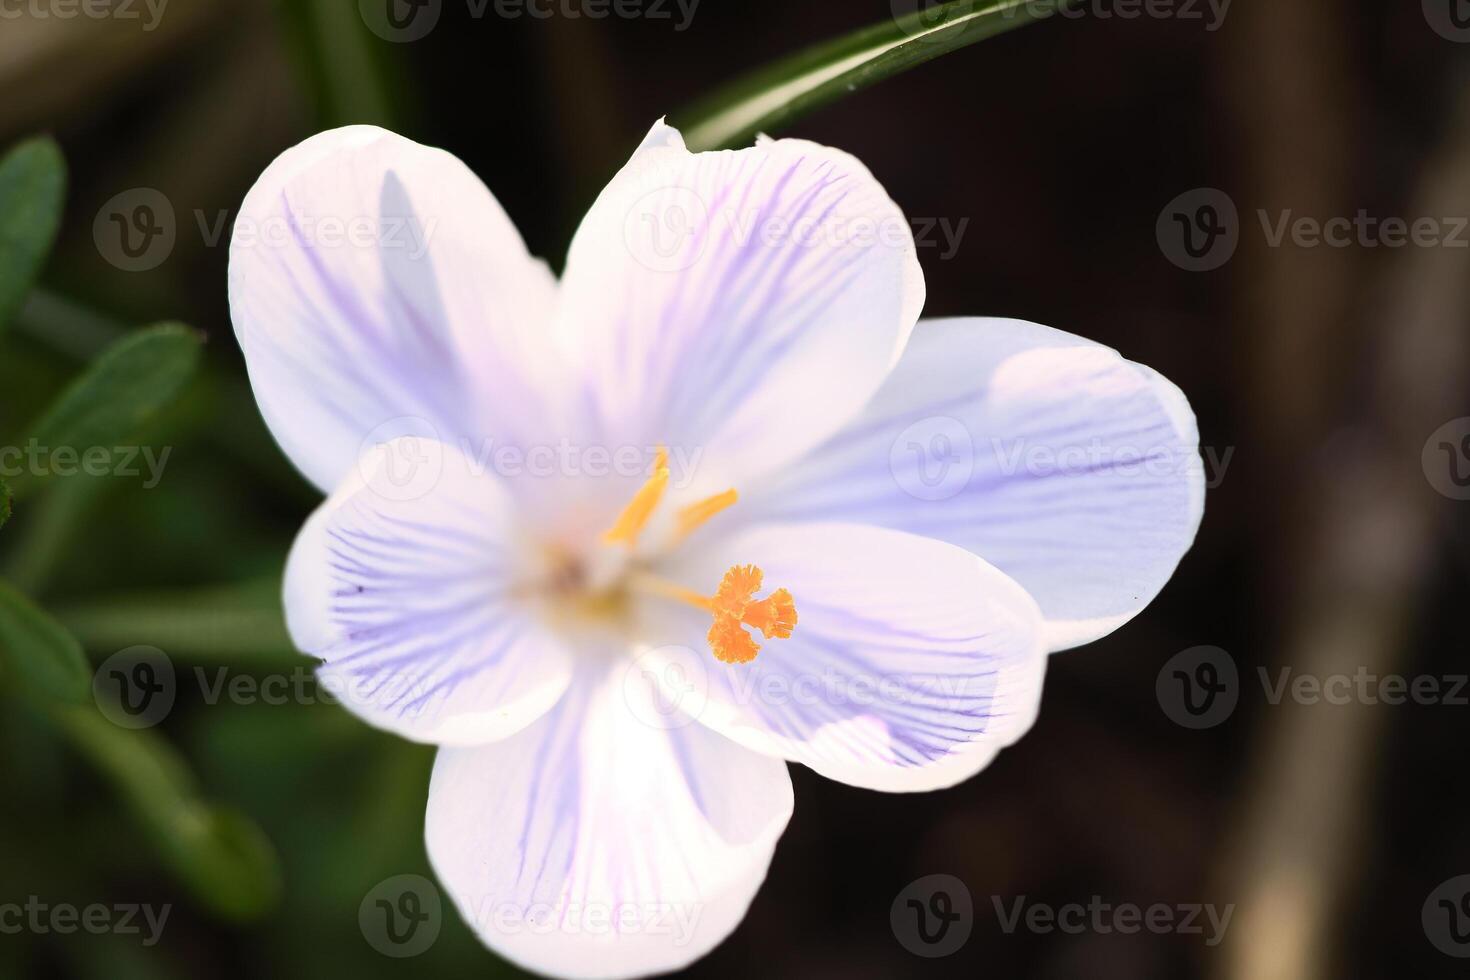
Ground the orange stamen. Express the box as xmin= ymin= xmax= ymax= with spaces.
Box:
xmin=743 ymin=588 xmax=797 ymax=640
xmin=601 ymin=447 xmax=669 ymax=547
xmin=707 ymin=616 xmax=760 ymax=664
xmin=712 ymin=564 xmax=764 ymax=616
xmin=601 ymin=446 xmax=793 ymax=663
xmin=627 ymin=566 xmax=799 ymax=663
xmin=703 ymin=564 xmax=799 ymax=663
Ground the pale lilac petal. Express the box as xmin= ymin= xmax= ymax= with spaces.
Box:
xmin=229 ymin=126 xmax=560 ymax=493
xmin=426 ymin=660 xmax=792 ymax=979
xmin=646 ymin=522 xmax=1046 ymax=792
xmin=744 ymin=317 xmax=1206 ymax=652
xmin=555 ymin=120 xmax=925 ymax=498
xmin=285 ymin=439 xmax=572 ymax=745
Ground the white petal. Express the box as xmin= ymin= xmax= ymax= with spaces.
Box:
xmin=285 ymin=438 xmax=572 ymax=745
xmin=745 ymin=317 xmax=1206 ymax=651
xmin=229 ymin=126 xmax=560 ymax=493
xmin=426 ymin=661 xmax=792 ymax=979
xmin=648 ymin=522 xmax=1046 ymax=793
xmin=555 ymin=120 xmax=925 ymax=497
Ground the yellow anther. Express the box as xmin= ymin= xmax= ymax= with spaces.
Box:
xmin=601 ymin=447 xmax=669 ymax=547
xmin=675 ymin=488 xmax=738 ymax=541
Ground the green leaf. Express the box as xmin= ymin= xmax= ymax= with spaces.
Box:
xmin=0 ymin=136 xmax=66 ymax=336
xmin=52 ymin=705 xmax=283 ymax=921
xmin=0 ymin=580 xmax=91 ymax=703
xmin=673 ymin=0 xmax=1070 ymax=151
xmin=0 ymin=476 xmax=10 ymax=530
xmin=10 ymin=322 xmax=203 ymax=497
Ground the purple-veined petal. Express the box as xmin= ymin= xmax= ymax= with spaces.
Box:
xmin=229 ymin=126 xmax=561 ymax=494
xmin=426 ymin=659 xmax=792 ymax=979
xmin=285 ymin=438 xmax=572 ymax=745
xmin=554 ymin=120 xmax=925 ymax=499
xmin=645 ymin=522 xmax=1046 ymax=793
xmin=743 ymin=317 xmax=1206 ymax=652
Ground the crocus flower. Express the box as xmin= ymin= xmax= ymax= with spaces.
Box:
xmin=229 ymin=120 xmax=1203 ymax=978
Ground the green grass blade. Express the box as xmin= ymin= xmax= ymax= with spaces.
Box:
xmin=674 ymin=0 xmax=1069 ymax=151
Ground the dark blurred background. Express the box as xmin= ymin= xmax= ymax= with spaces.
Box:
xmin=2 ymin=1 xmax=1469 ymax=978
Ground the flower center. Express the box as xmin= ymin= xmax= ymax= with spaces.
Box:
xmin=600 ymin=446 xmax=798 ymax=664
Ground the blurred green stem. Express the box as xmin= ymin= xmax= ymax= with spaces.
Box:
xmin=276 ymin=0 xmax=397 ymax=128
xmin=52 ymin=577 xmax=298 ymax=668
xmin=52 ymin=704 xmax=282 ymax=921
xmin=1 ymin=474 xmax=106 ymax=595
xmin=13 ymin=289 xmax=124 ymax=361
